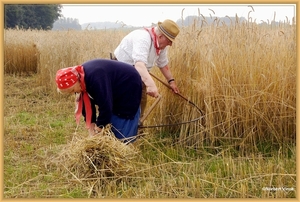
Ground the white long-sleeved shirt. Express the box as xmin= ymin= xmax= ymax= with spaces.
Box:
xmin=114 ymin=29 xmax=169 ymax=70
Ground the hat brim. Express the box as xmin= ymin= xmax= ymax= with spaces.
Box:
xmin=158 ymin=21 xmax=175 ymax=42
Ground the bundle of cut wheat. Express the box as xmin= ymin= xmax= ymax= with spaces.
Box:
xmin=53 ymin=124 xmax=139 ymax=180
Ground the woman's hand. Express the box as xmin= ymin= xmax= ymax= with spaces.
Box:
xmin=88 ymin=123 xmax=96 ymax=136
xmin=88 ymin=123 xmax=102 ymax=137
xmin=94 ymin=125 xmax=102 ymax=133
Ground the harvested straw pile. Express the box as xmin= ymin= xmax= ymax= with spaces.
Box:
xmin=53 ymin=125 xmax=139 ymax=180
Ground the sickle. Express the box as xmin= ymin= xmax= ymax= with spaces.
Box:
xmin=138 ymin=73 xmax=205 ymax=128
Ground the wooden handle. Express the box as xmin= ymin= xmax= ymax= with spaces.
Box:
xmin=139 ymin=94 xmax=162 ymax=124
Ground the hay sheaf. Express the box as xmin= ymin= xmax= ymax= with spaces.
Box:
xmin=53 ymin=125 xmax=139 ymax=180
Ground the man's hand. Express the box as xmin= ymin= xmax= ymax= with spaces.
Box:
xmin=169 ymin=81 xmax=179 ymax=94
xmin=146 ymin=85 xmax=160 ymax=98
xmin=159 ymin=65 xmax=180 ymax=94
xmin=134 ymin=61 xmax=160 ymax=98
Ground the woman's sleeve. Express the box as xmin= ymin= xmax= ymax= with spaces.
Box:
xmin=88 ymin=74 xmax=113 ymax=127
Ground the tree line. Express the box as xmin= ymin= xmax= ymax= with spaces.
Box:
xmin=5 ymin=4 xmax=62 ymax=30
xmin=52 ymin=17 xmax=82 ymax=30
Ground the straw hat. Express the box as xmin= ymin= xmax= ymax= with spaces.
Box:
xmin=157 ymin=19 xmax=180 ymax=42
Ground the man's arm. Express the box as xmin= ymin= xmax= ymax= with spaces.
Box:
xmin=159 ymin=64 xmax=179 ymax=93
xmin=135 ymin=61 xmax=160 ymax=98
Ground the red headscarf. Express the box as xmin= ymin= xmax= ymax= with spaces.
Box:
xmin=56 ymin=65 xmax=92 ymax=129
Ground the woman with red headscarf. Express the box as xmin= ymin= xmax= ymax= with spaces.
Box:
xmin=55 ymin=59 xmax=142 ymax=143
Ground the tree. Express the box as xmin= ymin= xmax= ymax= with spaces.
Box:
xmin=4 ymin=5 xmax=23 ymax=28
xmin=4 ymin=4 xmax=62 ymax=30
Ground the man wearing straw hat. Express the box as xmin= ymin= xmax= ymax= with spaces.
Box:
xmin=55 ymin=59 xmax=142 ymax=143
xmin=113 ymin=19 xmax=180 ymax=118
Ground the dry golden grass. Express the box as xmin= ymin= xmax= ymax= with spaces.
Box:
xmin=52 ymin=125 xmax=139 ymax=179
xmin=4 ymin=29 xmax=39 ymax=74
xmin=165 ymin=21 xmax=296 ymax=148
xmin=3 ymin=18 xmax=296 ymax=198
xmin=4 ymin=28 xmax=130 ymax=93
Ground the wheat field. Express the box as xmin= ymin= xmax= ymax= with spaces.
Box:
xmin=3 ymin=17 xmax=296 ymax=198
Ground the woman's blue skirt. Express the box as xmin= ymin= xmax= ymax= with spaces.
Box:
xmin=110 ymin=107 xmax=140 ymax=143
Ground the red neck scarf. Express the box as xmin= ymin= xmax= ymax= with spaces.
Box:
xmin=144 ymin=27 xmax=160 ymax=55
xmin=74 ymin=65 xmax=92 ymax=129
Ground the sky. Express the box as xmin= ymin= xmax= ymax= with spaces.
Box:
xmin=60 ymin=4 xmax=296 ymax=26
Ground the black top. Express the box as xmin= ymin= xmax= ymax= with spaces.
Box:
xmin=81 ymin=59 xmax=142 ymax=127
